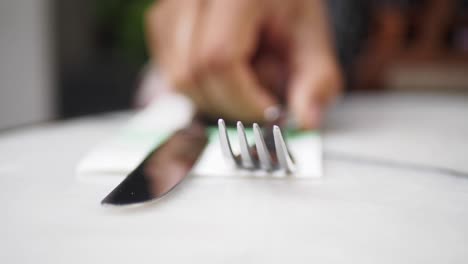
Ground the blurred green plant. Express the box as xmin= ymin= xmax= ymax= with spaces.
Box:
xmin=95 ymin=0 xmax=155 ymax=64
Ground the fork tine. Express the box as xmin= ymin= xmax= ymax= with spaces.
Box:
xmin=253 ymin=123 xmax=272 ymax=171
xmin=273 ymin=125 xmax=295 ymax=173
xmin=237 ymin=121 xmax=255 ymax=169
xmin=218 ymin=119 xmax=237 ymax=165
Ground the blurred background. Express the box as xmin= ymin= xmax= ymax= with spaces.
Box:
xmin=0 ymin=0 xmax=467 ymax=130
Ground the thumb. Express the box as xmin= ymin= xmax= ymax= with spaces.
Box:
xmin=285 ymin=0 xmax=342 ymax=129
xmin=288 ymin=62 xmax=342 ymax=129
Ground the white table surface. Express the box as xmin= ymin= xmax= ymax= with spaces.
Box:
xmin=1 ymin=92 xmax=468 ymax=263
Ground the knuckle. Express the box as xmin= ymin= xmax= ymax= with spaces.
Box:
xmin=196 ymin=44 xmax=238 ymax=72
xmin=169 ymin=67 xmax=195 ymax=91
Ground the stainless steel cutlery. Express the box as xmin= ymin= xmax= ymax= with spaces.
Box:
xmin=101 ymin=118 xmax=208 ymax=206
xmin=218 ymin=119 xmax=296 ymax=173
xmin=101 ymin=105 xmax=296 ymax=206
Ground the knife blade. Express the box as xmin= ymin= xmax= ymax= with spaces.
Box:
xmin=101 ymin=118 xmax=208 ymax=206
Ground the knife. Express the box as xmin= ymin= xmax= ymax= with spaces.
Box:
xmin=101 ymin=117 xmax=208 ymax=206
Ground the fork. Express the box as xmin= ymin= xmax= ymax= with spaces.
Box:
xmin=217 ymin=117 xmax=296 ymax=174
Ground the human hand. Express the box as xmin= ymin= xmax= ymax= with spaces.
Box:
xmin=146 ymin=0 xmax=342 ymax=129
